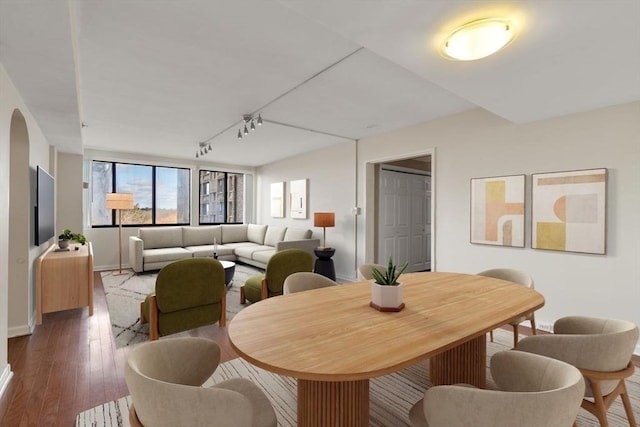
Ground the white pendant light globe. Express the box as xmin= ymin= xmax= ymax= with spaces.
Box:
xmin=442 ymin=18 xmax=515 ymax=61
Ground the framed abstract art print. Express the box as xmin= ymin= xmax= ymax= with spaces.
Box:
xmin=531 ymin=168 xmax=606 ymax=254
xmin=470 ymin=174 xmax=525 ymax=247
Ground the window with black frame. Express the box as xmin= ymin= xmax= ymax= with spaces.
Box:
xmin=199 ymin=170 xmax=244 ymax=224
xmin=91 ymin=160 xmax=190 ymax=227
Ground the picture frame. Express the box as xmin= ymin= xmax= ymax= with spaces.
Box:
xmin=531 ymin=168 xmax=607 ymax=254
xmin=270 ymin=182 xmax=285 ymax=218
xmin=470 ymin=174 xmax=525 ymax=247
xmin=290 ymin=179 xmax=308 ymax=219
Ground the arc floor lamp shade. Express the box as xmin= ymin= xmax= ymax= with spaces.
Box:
xmin=106 ymin=193 xmax=134 ymax=275
xmin=314 ymin=212 xmax=335 ymax=249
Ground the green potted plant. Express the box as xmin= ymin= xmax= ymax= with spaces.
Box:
xmin=58 ymin=228 xmax=87 ymax=249
xmin=370 ymin=257 xmax=408 ymax=311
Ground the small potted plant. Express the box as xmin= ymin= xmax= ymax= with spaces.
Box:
xmin=58 ymin=229 xmax=87 ymax=249
xmin=370 ymin=257 xmax=408 ymax=311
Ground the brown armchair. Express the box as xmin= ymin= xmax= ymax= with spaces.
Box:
xmin=140 ymin=258 xmax=226 ymax=340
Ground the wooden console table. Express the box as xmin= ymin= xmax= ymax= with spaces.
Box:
xmin=36 ymin=242 xmax=94 ymax=324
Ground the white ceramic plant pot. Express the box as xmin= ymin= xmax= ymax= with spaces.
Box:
xmin=371 ymin=282 xmax=403 ymax=308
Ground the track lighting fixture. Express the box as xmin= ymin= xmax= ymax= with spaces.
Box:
xmin=237 ymin=113 xmax=263 ymax=140
xmin=195 ymin=142 xmax=210 ymax=159
xmin=196 ymin=113 xmax=265 ymax=157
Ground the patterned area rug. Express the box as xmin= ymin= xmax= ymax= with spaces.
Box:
xmin=101 ymin=262 xmax=262 ymax=348
xmin=75 ymin=328 xmax=640 ymax=426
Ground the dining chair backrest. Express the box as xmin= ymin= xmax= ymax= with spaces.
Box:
xmin=410 ymin=350 xmax=585 ymax=427
xmin=283 ymin=272 xmax=337 ymax=294
xmin=357 ymin=263 xmax=387 ymax=281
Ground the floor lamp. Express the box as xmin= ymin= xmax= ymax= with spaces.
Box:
xmin=106 ymin=193 xmax=134 ymax=275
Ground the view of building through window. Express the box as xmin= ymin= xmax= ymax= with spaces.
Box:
xmin=199 ymin=170 xmax=244 ymax=224
xmin=91 ymin=161 xmax=190 ymax=227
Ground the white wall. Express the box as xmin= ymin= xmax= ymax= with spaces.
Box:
xmin=0 ymin=63 xmax=53 ymax=396
xmin=57 ymin=152 xmax=84 ymax=234
xmin=257 ymin=103 xmax=639 ymax=353
xmin=356 ymin=104 xmax=640 ymax=344
xmin=256 ymin=142 xmax=357 ymax=281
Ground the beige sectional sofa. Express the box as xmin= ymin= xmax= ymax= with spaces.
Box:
xmin=128 ymin=224 xmax=319 ymax=273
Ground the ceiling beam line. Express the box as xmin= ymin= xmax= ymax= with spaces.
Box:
xmin=263 ymin=119 xmax=354 ymax=141
xmin=201 ymin=46 xmax=365 ymax=146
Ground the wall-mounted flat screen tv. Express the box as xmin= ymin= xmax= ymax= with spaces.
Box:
xmin=35 ymin=166 xmax=55 ymax=246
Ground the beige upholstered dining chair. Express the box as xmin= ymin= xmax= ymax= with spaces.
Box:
xmin=125 ymin=337 xmax=277 ymax=427
xmin=409 ymin=350 xmax=585 ymax=427
xmin=517 ymin=316 xmax=639 ymax=427
xmin=477 ymin=268 xmax=536 ymax=347
xmin=283 ymin=271 xmax=337 ymax=294
xmin=357 ymin=263 xmax=387 ymax=281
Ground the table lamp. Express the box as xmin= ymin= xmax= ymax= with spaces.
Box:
xmin=106 ymin=193 xmax=134 ymax=275
xmin=314 ymin=212 xmax=335 ymax=250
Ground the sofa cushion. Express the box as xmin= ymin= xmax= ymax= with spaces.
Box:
xmin=264 ymin=226 xmax=287 ymax=247
xmin=143 ymin=247 xmax=192 ymax=264
xmin=221 ymin=242 xmax=257 ymax=250
xmin=252 ymin=249 xmax=275 ymax=264
xmin=184 ymin=244 xmax=234 ymax=258
xmin=284 ymin=227 xmax=312 ymax=241
xmin=221 ymin=224 xmax=248 ymax=243
xmin=247 ymin=224 xmax=268 ymax=245
xmin=234 ymin=245 xmax=274 ymax=260
xmin=139 ymin=227 xmax=183 ymax=249
xmin=182 ymin=226 xmax=221 ymax=247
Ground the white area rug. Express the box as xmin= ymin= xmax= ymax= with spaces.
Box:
xmin=102 ymin=263 xmax=262 ymax=348
xmin=76 ymin=329 xmax=640 ymax=426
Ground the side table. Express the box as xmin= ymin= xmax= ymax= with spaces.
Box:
xmin=314 ymin=248 xmax=336 ymax=281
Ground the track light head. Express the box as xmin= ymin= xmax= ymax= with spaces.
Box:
xmin=237 ymin=113 xmax=264 ymax=140
xmin=208 ymin=143 xmax=212 ymax=151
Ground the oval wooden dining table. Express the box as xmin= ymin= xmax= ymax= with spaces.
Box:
xmin=228 ymin=271 xmax=544 ymax=427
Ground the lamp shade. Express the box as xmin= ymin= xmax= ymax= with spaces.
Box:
xmin=106 ymin=193 xmax=134 ymax=210
xmin=314 ymin=212 xmax=335 ymax=228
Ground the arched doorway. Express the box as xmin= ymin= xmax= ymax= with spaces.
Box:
xmin=8 ymin=109 xmax=31 ymax=335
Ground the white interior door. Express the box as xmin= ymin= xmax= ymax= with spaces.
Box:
xmin=378 ymin=168 xmax=431 ymax=272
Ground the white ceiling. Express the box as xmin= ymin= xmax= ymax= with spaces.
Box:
xmin=1 ymin=0 xmax=639 ymax=167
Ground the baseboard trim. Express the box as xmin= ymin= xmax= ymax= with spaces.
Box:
xmin=0 ymin=364 xmax=14 ymax=399
xmin=8 ymin=323 xmax=32 ymax=338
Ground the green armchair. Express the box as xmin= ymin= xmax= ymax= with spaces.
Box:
xmin=240 ymin=248 xmax=313 ymax=304
xmin=140 ymin=258 xmax=226 ymax=340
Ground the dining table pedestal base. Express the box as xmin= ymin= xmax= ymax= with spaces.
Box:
xmin=298 ymin=378 xmax=369 ymax=426
xmin=429 ymin=335 xmax=487 ymax=388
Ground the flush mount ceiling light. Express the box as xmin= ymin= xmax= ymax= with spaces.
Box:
xmin=442 ymin=18 xmax=515 ymax=61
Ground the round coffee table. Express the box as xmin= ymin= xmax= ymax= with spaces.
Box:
xmin=219 ymin=260 xmax=236 ymax=287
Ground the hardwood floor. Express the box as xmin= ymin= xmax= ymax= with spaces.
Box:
xmin=0 ymin=272 xmax=237 ymax=427
xmin=1 ymin=272 xmax=638 ymax=426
